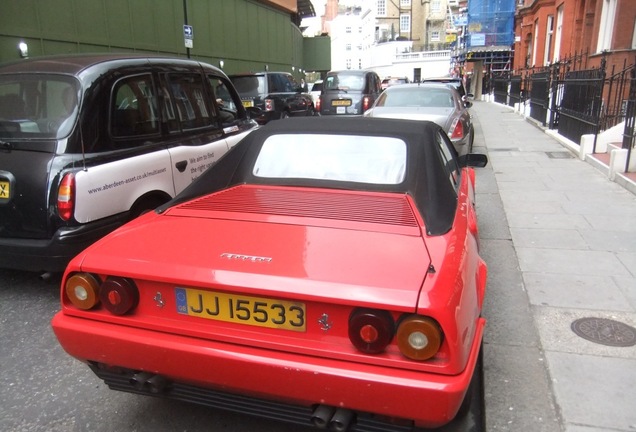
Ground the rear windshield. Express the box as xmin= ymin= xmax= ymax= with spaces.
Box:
xmin=253 ymin=133 xmax=406 ymax=184
xmin=230 ymin=76 xmax=266 ymax=97
xmin=0 ymin=74 xmax=80 ymax=139
xmin=324 ymin=73 xmax=365 ymax=92
xmin=310 ymin=81 xmax=323 ymax=92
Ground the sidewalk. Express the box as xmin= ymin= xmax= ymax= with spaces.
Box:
xmin=471 ymin=100 xmax=636 ymax=432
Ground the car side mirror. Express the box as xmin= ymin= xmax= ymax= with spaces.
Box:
xmin=458 ymin=153 xmax=488 ymax=168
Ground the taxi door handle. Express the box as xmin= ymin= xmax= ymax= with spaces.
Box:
xmin=175 ymin=160 xmax=187 ymax=173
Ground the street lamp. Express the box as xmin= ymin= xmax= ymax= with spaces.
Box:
xmin=18 ymin=42 xmax=28 ymax=58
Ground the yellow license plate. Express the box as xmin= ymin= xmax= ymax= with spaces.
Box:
xmin=0 ymin=180 xmax=9 ymax=200
xmin=331 ymin=100 xmax=351 ymax=107
xmin=242 ymin=100 xmax=254 ymax=108
xmin=175 ymin=287 xmax=306 ymax=332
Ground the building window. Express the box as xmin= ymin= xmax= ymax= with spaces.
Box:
xmin=346 ymin=44 xmax=351 ymax=51
xmin=377 ymin=0 xmax=386 ymax=16
xmin=597 ymin=0 xmax=617 ymax=52
xmin=400 ymin=14 xmax=410 ymax=33
xmin=544 ymin=15 xmax=554 ymax=66
xmin=400 ymin=0 xmax=411 ymax=7
xmin=430 ymin=0 xmax=441 ymax=12
xmin=346 ymin=26 xmax=351 ymax=33
xmin=346 ymin=59 xmax=352 ymax=69
xmin=359 ymin=26 xmax=363 ymax=33
xmin=554 ymin=5 xmax=563 ymax=61
xmin=358 ymin=59 xmax=362 ymax=69
xmin=431 ymin=31 xmax=440 ymax=42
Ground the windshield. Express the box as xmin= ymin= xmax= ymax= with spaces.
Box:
xmin=253 ymin=133 xmax=406 ymax=184
xmin=0 ymin=74 xmax=80 ymax=139
xmin=231 ymin=76 xmax=266 ymax=97
xmin=324 ymin=73 xmax=365 ymax=91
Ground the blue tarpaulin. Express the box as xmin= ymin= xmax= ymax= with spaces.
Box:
xmin=467 ymin=0 xmax=515 ymax=48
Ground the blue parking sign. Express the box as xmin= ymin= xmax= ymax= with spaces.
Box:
xmin=184 ymin=25 xmax=193 ymax=39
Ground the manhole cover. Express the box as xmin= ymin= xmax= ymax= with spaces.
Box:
xmin=571 ymin=317 xmax=636 ymax=347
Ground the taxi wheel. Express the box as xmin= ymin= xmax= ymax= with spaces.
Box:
xmin=129 ymin=196 xmax=167 ymax=220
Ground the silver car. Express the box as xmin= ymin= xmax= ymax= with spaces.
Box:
xmin=364 ymin=83 xmax=474 ymax=155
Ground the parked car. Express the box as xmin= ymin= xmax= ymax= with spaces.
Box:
xmin=420 ymin=76 xmax=471 ymax=100
xmin=229 ymin=72 xmax=315 ymax=124
xmin=52 ymin=116 xmax=488 ymax=431
xmin=308 ymin=79 xmax=323 ymax=106
xmin=364 ymin=83 xmax=475 ymax=156
xmin=318 ymin=69 xmax=381 ymax=115
xmin=0 ymin=54 xmax=259 ymax=274
xmin=381 ymin=76 xmax=410 ymax=90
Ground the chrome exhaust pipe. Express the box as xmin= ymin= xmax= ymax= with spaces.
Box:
xmin=129 ymin=372 xmax=154 ymax=391
xmin=328 ymin=408 xmax=354 ymax=432
xmin=311 ymin=405 xmax=335 ymax=429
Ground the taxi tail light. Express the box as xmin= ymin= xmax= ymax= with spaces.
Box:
xmin=264 ymin=98 xmax=274 ymax=112
xmin=348 ymin=308 xmax=394 ymax=354
xmin=57 ymin=172 xmax=75 ymax=221
xmin=449 ymin=118 xmax=464 ymax=140
xmin=397 ymin=315 xmax=443 ymax=361
xmin=362 ymin=96 xmax=371 ymax=112
xmin=316 ymin=98 xmax=321 ymax=112
xmin=99 ymin=277 xmax=139 ymax=315
xmin=65 ymin=273 xmax=101 ymax=310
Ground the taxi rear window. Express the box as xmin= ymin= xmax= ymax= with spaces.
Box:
xmin=0 ymin=74 xmax=79 ymax=139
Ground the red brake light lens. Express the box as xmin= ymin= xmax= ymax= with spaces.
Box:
xmin=449 ymin=118 xmax=464 ymax=140
xmin=396 ymin=315 xmax=443 ymax=361
xmin=99 ymin=277 xmax=139 ymax=315
xmin=65 ymin=273 xmax=101 ymax=310
xmin=349 ymin=309 xmax=394 ymax=354
xmin=316 ymin=97 xmax=321 ymax=112
xmin=362 ymin=96 xmax=371 ymax=112
xmin=57 ymin=172 xmax=75 ymax=221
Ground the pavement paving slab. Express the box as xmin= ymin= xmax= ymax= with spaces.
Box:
xmin=472 ymin=99 xmax=636 ymax=432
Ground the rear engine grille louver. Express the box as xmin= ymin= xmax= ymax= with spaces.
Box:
xmin=177 ymin=186 xmax=418 ymax=227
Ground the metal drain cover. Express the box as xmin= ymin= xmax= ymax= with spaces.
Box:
xmin=546 ymin=151 xmax=574 ymax=159
xmin=571 ymin=317 xmax=636 ymax=347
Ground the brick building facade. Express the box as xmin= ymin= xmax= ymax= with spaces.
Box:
xmin=513 ymin=0 xmax=635 ymax=73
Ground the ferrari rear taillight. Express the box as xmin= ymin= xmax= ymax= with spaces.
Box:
xmin=64 ymin=273 xmax=140 ymax=315
xmin=348 ymin=309 xmax=394 ymax=354
xmin=449 ymin=118 xmax=464 ymax=140
xmin=396 ymin=315 xmax=443 ymax=360
xmin=99 ymin=277 xmax=139 ymax=315
xmin=362 ymin=96 xmax=371 ymax=112
xmin=264 ymin=98 xmax=274 ymax=112
xmin=65 ymin=273 xmax=101 ymax=310
xmin=57 ymin=172 xmax=75 ymax=221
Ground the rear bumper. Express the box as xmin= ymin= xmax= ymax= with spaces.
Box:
xmin=52 ymin=312 xmax=485 ymax=429
xmin=0 ymin=212 xmax=128 ymax=272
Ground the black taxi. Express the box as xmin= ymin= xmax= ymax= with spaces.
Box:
xmin=0 ymin=54 xmax=259 ymax=274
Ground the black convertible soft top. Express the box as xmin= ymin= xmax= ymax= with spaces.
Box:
xmin=161 ymin=116 xmax=460 ymax=235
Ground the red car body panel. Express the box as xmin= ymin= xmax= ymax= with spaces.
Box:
xmin=52 ymin=313 xmax=484 ymax=429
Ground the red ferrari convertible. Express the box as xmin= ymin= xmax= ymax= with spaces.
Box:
xmin=52 ymin=117 xmax=488 ymax=431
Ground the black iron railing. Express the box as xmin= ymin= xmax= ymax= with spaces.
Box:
xmin=487 ymin=51 xmax=635 ymax=173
